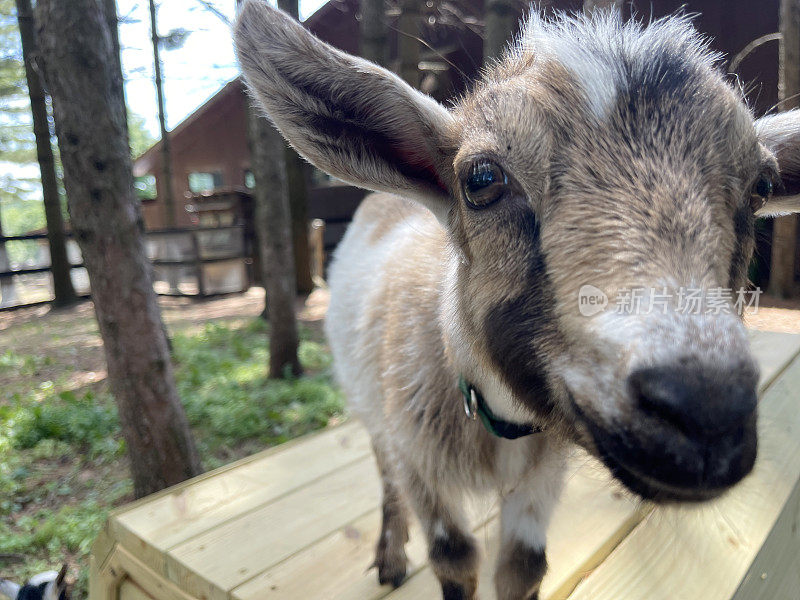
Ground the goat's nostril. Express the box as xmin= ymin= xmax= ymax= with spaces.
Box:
xmin=627 ymin=363 xmax=758 ymax=436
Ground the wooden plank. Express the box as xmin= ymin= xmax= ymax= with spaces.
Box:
xmin=90 ymin=527 xmax=117 ymax=574
xmin=731 ymin=476 xmax=800 ymax=600
xmin=111 ymin=422 xmax=370 ymax=574
xmin=98 ymin=329 xmax=799 ymax=600
xmin=166 ymin=456 xmax=383 ymax=600
xmin=383 ymin=458 xmax=642 ymax=600
xmin=89 ymin=529 xmax=117 ymax=600
xmin=119 ymin=581 xmax=155 ymax=600
xmin=231 ymin=495 xmax=499 ymax=600
xmin=89 ymin=553 xmax=109 ymax=600
xmin=746 ymin=329 xmax=800 ymax=388
xmin=111 ymin=421 xmax=365 ymax=518
xmin=230 ymin=510 xmax=426 ymax=600
xmin=103 ymin=545 xmax=198 ymax=600
xmin=538 ymin=461 xmax=649 ymax=600
xmin=565 ymin=354 xmax=800 ymax=600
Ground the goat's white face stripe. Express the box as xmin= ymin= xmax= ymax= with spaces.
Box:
xmin=441 ymin=254 xmax=539 ymax=425
xmin=522 ymin=12 xmax=622 ymax=120
xmin=555 ymin=292 xmax=752 ymax=424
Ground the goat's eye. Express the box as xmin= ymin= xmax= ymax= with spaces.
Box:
xmin=750 ymin=173 xmax=774 ymax=211
xmin=462 ymin=160 xmax=507 ymax=209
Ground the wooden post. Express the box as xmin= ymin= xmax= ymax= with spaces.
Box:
xmin=309 ymin=218 xmax=325 ymax=284
xmin=398 ymin=0 xmax=421 ymax=88
xmin=0 ymin=212 xmax=16 ymax=307
xmin=277 ymin=0 xmax=314 ymax=295
xmin=769 ymin=0 xmax=800 ymax=299
xmin=360 ymin=0 xmax=388 ymax=67
xmin=191 ymin=231 xmax=205 ymax=297
xmin=148 ymin=0 xmax=177 ymax=228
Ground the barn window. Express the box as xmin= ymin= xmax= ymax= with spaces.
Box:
xmin=188 ymin=171 xmax=224 ymax=193
xmin=244 ymin=169 xmax=255 ymax=189
xmin=134 ymin=174 xmax=157 ymax=201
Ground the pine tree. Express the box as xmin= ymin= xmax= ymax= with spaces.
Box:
xmin=36 ymin=0 xmax=203 ymax=497
xmin=16 ymin=0 xmax=76 ymax=307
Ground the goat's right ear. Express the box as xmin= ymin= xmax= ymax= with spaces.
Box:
xmin=234 ymin=0 xmax=456 ymax=221
xmin=755 ymin=110 xmax=800 ymax=216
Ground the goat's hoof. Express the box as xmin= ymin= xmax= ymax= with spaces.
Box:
xmin=371 ymin=550 xmax=408 ymax=588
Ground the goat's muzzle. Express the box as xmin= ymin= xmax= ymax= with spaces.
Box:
xmin=573 ymin=359 xmax=759 ymax=502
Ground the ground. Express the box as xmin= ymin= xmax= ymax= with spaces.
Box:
xmin=0 ymin=287 xmax=339 ymax=598
xmin=0 ymin=288 xmax=798 ymax=598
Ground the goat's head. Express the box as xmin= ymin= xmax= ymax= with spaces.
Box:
xmin=235 ymin=2 xmax=800 ymax=502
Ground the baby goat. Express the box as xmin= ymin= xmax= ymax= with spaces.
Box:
xmin=0 ymin=566 xmax=69 ymax=600
xmin=235 ymin=4 xmax=800 ymax=599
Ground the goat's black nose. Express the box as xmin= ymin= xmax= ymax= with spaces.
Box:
xmin=627 ymin=362 xmax=758 ymax=436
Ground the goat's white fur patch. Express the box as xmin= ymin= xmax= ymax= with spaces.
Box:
xmin=499 ymin=448 xmax=565 ymax=551
xmin=0 ymin=580 xmax=21 ymax=600
xmin=518 ymin=11 xmax=719 ymax=120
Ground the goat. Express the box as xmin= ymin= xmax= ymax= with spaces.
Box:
xmin=0 ymin=565 xmax=69 ymax=600
xmin=234 ymin=4 xmax=800 ymax=599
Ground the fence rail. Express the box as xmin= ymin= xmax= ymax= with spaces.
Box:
xmin=0 ymin=225 xmax=250 ymax=311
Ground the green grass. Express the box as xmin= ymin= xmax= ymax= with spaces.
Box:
xmin=0 ymin=317 xmax=344 ymax=598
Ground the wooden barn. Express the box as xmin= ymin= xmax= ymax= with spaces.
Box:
xmin=133 ymin=0 xmax=791 ymax=289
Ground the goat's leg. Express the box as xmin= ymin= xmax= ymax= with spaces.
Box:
xmin=494 ymin=457 xmax=565 ymax=600
xmin=404 ymin=468 xmax=479 ymax=600
xmin=371 ymin=441 xmax=410 ymax=587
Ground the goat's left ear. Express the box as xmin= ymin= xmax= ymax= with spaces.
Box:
xmin=234 ymin=0 xmax=456 ymax=222
xmin=755 ymin=110 xmax=800 ymax=216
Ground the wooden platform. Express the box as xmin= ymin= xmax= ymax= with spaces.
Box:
xmin=89 ymin=329 xmax=800 ymax=600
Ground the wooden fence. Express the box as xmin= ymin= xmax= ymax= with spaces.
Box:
xmin=0 ymin=225 xmax=250 ymax=311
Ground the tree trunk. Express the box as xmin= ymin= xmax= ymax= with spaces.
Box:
xmin=0 ymin=210 xmax=16 ymax=307
xmin=277 ymin=0 xmax=313 ymax=294
xmin=240 ymin=0 xmax=302 ymax=377
xmin=769 ymin=0 xmax=800 ymax=298
xmin=16 ymin=0 xmax=78 ymax=308
xmin=583 ymin=0 xmax=623 ymax=16
xmin=149 ymin=0 xmax=176 ymax=228
xmin=360 ymin=0 xmax=387 ymax=67
xmin=246 ymin=107 xmax=303 ymax=378
xmin=285 ymin=152 xmax=313 ymax=293
xmin=398 ymin=0 xmax=421 ymax=87
xmin=484 ymin=0 xmax=518 ymax=64
xmin=36 ymin=0 xmax=203 ymax=497
xmin=103 ymin=0 xmax=126 ymax=121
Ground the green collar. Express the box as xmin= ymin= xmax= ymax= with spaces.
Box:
xmin=458 ymin=375 xmax=544 ymax=440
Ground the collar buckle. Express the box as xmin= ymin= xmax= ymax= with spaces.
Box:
xmin=458 ymin=375 xmax=545 ymax=440
xmin=464 ymin=387 xmax=478 ymax=420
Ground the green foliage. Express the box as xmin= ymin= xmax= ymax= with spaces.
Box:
xmin=9 ymin=390 xmax=121 ymax=455
xmin=0 ymin=318 xmax=343 ymax=598
xmin=0 ymin=0 xmax=33 ymax=164
xmin=128 ymin=111 xmax=156 ymax=159
xmin=0 ymin=0 xmax=155 ymax=243
xmin=172 ymin=320 xmax=344 ymax=464
xmin=0 ymin=502 xmax=108 ymax=555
